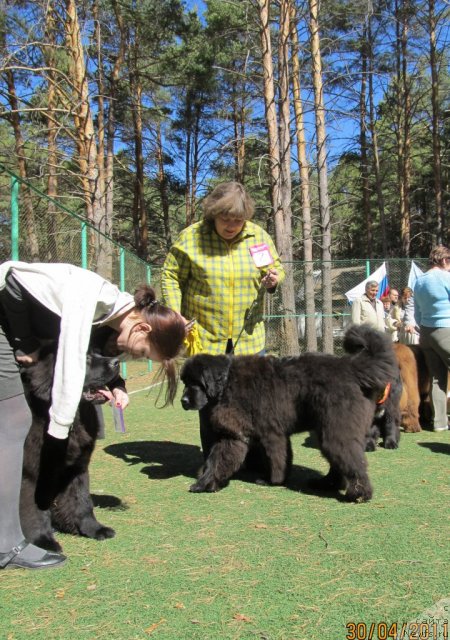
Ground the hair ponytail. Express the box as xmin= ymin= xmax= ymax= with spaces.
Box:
xmin=133 ymin=284 xmax=185 ymax=404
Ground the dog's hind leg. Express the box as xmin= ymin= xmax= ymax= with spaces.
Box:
xmin=258 ymin=433 xmax=292 ymax=485
xmin=190 ymin=438 xmax=249 ymax=493
xmin=51 ymin=471 xmax=115 ymax=541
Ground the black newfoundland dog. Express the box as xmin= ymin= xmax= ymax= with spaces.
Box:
xmin=180 ymin=325 xmax=399 ymax=502
xmin=366 ymin=370 xmax=402 ymax=452
xmin=20 ymin=342 xmax=122 ymax=552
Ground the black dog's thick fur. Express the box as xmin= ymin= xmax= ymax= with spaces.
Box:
xmin=366 ymin=371 xmax=402 ymax=452
xmin=180 ymin=325 xmax=399 ymax=502
xmin=20 ymin=343 xmax=121 ymax=552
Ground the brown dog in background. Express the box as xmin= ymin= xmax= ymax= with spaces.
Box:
xmin=393 ymin=343 xmax=441 ymax=432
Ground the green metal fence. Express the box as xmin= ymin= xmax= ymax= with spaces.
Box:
xmin=0 ymin=165 xmax=426 ymax=359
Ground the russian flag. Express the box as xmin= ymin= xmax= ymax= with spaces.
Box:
xmin=377 ymin=263 xmax=389 ymax=299
xmin=345 ymin=262 xmax=389 ymax=303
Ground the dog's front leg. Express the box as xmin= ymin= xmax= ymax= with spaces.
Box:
xmin=190 ymin=437 xmax=249 ymax=493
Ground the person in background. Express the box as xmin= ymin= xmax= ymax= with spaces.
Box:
xmin=398 ymin=286 xmax=419 ymax=345
xmin=389 ymin=288 xmax=400 ymax=310
xmin=161 ymin=181 xmax=285 ymax=456
xmin=0 ymin=261 xmax=186 ymax=570
xmin=381 ymin=294 xmax=400 ymax=341
xmin=351 ymin=280 xmax=385 ymax=332
xmin=414 ymin=245 xmax=450 ymax=431
xmin=161 ymin=181 xmax=285 ymax=356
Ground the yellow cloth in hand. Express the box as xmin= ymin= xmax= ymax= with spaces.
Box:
xmin=184 ymin=323 xmax=203 ymax=355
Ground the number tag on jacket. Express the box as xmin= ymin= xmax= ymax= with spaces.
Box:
xmin=249 ymin=243 xmax=274 ymax=268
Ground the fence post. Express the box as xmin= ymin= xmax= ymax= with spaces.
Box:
xmin=11 ymin=176 xmax=19 ymax=260
xmin=81 ymin=222 xmax=88 ymax=269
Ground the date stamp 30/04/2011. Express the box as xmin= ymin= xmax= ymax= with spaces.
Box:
xmin=345 ymin=620 xmax=449 ymax=640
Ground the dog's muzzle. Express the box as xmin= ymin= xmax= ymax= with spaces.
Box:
xmin=181 ymin=395 xmax=190 ymax=410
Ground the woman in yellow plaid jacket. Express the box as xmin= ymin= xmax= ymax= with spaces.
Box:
xmin=161 ymin=182 xmax=285 ymax=358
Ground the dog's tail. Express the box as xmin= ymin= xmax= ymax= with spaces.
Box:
xmin=343 ymin=324 xmax=398 ymax=394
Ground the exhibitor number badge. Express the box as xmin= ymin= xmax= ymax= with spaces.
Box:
xmin=249 ymin=243 xmax=274 ymax=268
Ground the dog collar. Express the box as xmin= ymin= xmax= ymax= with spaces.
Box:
xmin=376 ymin=382 xmax=391 ymax=404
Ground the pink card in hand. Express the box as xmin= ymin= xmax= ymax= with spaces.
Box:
xmin=249 ymin=243 xmax=274 ymax=268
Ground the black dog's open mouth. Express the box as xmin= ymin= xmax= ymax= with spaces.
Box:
xmin=82 ymin=388 xmax=113 ymax=405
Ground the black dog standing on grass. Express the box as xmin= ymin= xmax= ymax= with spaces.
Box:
xmin=19 ymin=342 xmax=122 ymax=552
xmin=180 ymin=325 xmax=400 ymax=502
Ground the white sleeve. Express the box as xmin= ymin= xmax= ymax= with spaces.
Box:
xmin=47 ymin=270 xmax=107 ymax=439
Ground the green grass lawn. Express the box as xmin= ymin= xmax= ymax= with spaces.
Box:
xmin=1 ymin=385 xmax=449 ymax=640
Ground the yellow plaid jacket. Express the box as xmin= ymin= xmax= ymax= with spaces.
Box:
xmin=161 ymin=220 xmax=285 ymax=355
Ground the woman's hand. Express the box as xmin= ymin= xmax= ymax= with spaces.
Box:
xmin=261 ymin=268 xmax=280 ymax=290
xmin=112 ymin=388 xmax=129 ymax=410
xmin=15 ymin=349 xmax=40 ymax=367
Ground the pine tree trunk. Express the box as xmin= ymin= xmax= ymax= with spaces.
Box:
xmin=156 ymin=126 xmax=172 ymax=251
xmin=106 ymin=0 xmax=126 ymax=239
xmin=64 ymin=0 xmax=108 ymax=270
xmin=395 ymin=0 xmax=411 ymax=256
xmin=93 ymin=0 xmax=113 ymax=279
xmin=367 ymin=14 xmax=387 ymax=256
xmin=308 ymin=0 xmax=333 ymax=353
xmin=290 ymin=0 xmax=317 ymax=351
xmin=428 ymin=0 xmax=444 ymax=241
xmin=258 ymin=0 xmax=299 ymax=356
xmin=4 ymin=65 xmax=40 ymax=261
xmin=129 ymin=66 xmax=148 ymax=260
xmin=44 ymin=3 xmax=60 ymax=262
xmin=360 ymin=27 xmax=373 ymax=257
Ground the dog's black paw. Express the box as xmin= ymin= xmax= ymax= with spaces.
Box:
xmin=34 ymin=533 xmax=63 ymax=554
xmin=365 ymin=439 xmax=377 ymax=452
xmin=345 ymin=484 xmax=373 ymax=503
xmin=190 ymin=481 xmax=210 ymax=493
xmin=383 ymin=438 xmax=399 ymax=449
xmin=93 ymin=526 xmax=116 ymax=541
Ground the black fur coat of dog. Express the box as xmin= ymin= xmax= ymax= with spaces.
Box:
xmin=180 ymin=325 xmax=399 ymax=502
xmin=20 ymin=342 xmax=122 ymax=552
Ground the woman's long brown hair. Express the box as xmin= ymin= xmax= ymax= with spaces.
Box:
xmin=134 ymin=284 xmax=186 ymax=405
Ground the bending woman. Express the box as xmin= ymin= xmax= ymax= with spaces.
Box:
xmin=0 ymin=261 xmax=186 ymax=570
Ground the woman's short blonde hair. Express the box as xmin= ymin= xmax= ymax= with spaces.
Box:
xmin=429 ymin=245 xmax=450 ymax=267
xmin=202 ymin=181 xmax=255 ymax=221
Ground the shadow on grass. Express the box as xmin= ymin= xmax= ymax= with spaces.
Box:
xmin=227 ymin=464 xmax=348 ymax=502
xmin=417 ymin=441 xmax=450 ymax=455
xmin=91 ymin=494 xmax=129 ymax=510
xmin=103 ymin=440 xmax=202 ymax=480
xmin=103 ymin=439 xmax=348 ymax=501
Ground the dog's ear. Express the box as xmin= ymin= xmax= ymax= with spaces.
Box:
xmin=201 ymin=356 xmax=230 ymax=399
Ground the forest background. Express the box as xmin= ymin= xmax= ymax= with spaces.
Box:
xmin=0 ymin=0 xmax=449 ymax=354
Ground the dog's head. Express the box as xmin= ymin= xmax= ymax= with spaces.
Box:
xmin=82 ymin=351 xmax=121 ymax=403
xmin=21 ymin=343 xmax=120 ymax=405
xmin=180 ymin=354 xmax=231 ymax=411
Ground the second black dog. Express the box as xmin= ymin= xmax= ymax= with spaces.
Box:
xmin=181 ymin=325 xmax=399 ymax=502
